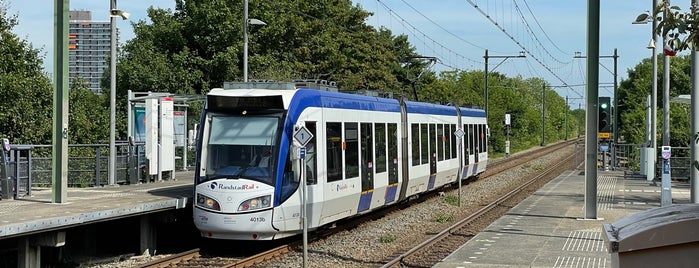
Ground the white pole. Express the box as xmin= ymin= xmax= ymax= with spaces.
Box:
xmin=300 ymin=146 xmax=308 ymax=268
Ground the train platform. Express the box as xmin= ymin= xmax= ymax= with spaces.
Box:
xmin=435 ymin=169 xmax=692 ymax=268
xmin=0 ymin=171 xmax=194 ymax=239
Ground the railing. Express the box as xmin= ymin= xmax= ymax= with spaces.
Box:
xmin=2 ymin=142 xmax=193 ymax=193
xmin=613 ymin=144 xmax=692 ymax=180
xmin=24 ymin=143 xmax=135 ymax=187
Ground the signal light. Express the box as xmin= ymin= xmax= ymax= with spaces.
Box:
xmin=598 ymin=97 xmax=611 ymax=133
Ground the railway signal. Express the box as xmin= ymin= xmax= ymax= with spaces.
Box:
xmin=598 ymin=97 xmax=611 ymax=139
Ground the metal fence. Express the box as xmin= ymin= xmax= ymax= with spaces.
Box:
xmin=613 ymin=143 xmax=692 ymax=180
xmin=8 ymin=143 xmax=138 ymax=188
xmin=0 ymin=142 xmax=173 ymax=199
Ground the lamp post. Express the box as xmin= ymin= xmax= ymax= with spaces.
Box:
xmin=660 ymin=1 xmax=672 ymax=206
xmin=633 ymin=9 xmax=658 ymax=183
xmin=109 ymin=1 xmax=129 ymax=185
xmin=483 ymin=50 xmax=525 ymax=116
xmin=243 ymin=0 xmax=266 ymax=82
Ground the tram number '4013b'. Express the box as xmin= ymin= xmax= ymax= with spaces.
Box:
xmin=250 ymin=217 xmax=266 ymax=223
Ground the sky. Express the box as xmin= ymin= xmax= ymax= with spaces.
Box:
xmin=6 ymin=0 xmax=689 ymax=109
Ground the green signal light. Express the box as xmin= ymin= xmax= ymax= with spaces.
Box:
xmin=601 ymin=103 xmax=608 ymax=109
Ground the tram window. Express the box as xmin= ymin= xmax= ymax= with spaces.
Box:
xmin=388 ymin=123 xmax=398 ymax=185
xmin=345 ymin=122 xmax=359 ymax=179
xmin=481 ymin=124 xmax=488 ymax=152
xmin=468 ymin=124 xmax=475 ymax=155
xmin=305 ymin=122 xmax=317 ymax=185
xmin=326 ymin=122 xmax=343 ymax=182
xmin=411 ymin=124 xmax=420 ymax=166
xmin=437 ymin=124 xmax=444 ymax=161
xmin=463 ymin=124 xmax=468 ymax=165
xmin=476 ymin=124 xmax=482 ymax=153
xmin=375 ymin=123 xmax=387 ymax=173
xmin=421 ymin=124 xmax=429 ymax=165
xmin=444 ymin=124 xmax=451 ymax=160
xmin=361 ymin=123 xmax=374 ymax=192
xmin=450 ymin=124 xmax=456 ymax=159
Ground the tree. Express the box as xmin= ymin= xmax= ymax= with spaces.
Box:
xmin=69 ymin=78 xmax=109 ymax=145
xmin=117 ymin=0 xmax=413 ymax=96
xmin=0 ymin=3 xmax=53 ymax=145
xmin=617 ymin=54 xmax=692 ymax=147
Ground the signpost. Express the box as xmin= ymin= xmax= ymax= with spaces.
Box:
xmin=505 ymin=113 xmax=511 ymax=157
xmin=294 ymin=125 xmax=313 ymax=268
xmin=454 ymin=128 xmax=465 ymax=206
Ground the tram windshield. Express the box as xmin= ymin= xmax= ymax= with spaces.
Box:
xmin=201 ymin=114 xmax=280 ymax=185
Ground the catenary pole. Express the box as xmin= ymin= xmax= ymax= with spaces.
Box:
xmin=584 ymin=0 xmax=600 ymax=219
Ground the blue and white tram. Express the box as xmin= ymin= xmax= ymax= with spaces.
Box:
xmin=193 ymin=82 xmax=488 ymax=240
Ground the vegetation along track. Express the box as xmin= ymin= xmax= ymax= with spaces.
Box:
xmin=135 ymin=139 xmax=581 ymax=268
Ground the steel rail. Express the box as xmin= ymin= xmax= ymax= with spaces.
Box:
xmin=138 ymin=248 xmax=200 ymax=268
xmin=380 ymin=146 xmax=578 ymax=267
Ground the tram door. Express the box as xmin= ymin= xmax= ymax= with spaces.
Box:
xmin=472 ymin=124 xmax=479 ymax=163
xmin=357 ymin=123 xmax=374 ymax=212
xmin=385 ymin=123 xmax=399 ymax=203
xmin=428 ymin=124 xmax=437 ymax=189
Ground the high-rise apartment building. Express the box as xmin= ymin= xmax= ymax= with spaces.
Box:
xmin=69 ymin=10 xmax=113 ymax=93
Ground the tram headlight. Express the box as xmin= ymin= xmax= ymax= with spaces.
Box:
xmin=238 ymin=195 xmax=272 ymax=211
xmin=197 ymin=193 xmax=221 ymax=211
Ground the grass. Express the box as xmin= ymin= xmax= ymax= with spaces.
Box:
xmin=379 ymin=234 xmax=397 ymax=243
xmin=434 ymin=214 xmax=455 ymax=223
xmin=443 ymin=194 xmax=459 ymax=206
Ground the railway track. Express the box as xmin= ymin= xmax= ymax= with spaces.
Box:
xmin=381 ymin=144 xmax=580 ymax=267
xmin=136 ymin=139 xmax=581 ymax=268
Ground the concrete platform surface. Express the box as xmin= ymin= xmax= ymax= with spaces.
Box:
xmin=435 ymin=170 xmax=691 ymax=268
xmin=0 ymin=171 xmax=194 ymax=239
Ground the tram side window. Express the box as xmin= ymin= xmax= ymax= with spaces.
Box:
xmin=444 ymin=124 xmax=451 ymax=160
xmin=450 ymin=124 xmax=457 ymax=159
xmin=305 ymin=122 xmax=317 ymax=185
xmin=345 ymin=122 xmax=359 ymax=179
xmin=468 ymin=124 xmax=475 ymax=155
xmin=326 ymin=122 xmax=343 ymax=182
xmin=481 ymin=124 xmax=487 ymax=152
xmin=361 ymin=123 xmax=374 ymax=192
xmin=411 ymin=124 xmax=420 ymax=166
xmin=375 ymin=123 xmax=387 ymax=173
xmin=437 ymin=124 xmax=444 ymax=161
xmin=421 ymin=124 xmax=429 ymax=165
xmin=463 ymin=124 xmax=468 ymax=165
xmin=388 ymin=123 xmax=398 ymax=185
xmin=476 ymin=124 xmax=482 ymax=153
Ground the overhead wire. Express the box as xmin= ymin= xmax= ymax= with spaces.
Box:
xmin=463 ymin=0 xmax=578 ymax=94
xmin=511 ymin=0 xmax=570 ymax=65
xmin=375 ymin=0 xmax=483 ymax=66
xmin=398 ymin=0 xmax=487 ymax=51
xmin=519 ymin=0 xmax=571 ymax=55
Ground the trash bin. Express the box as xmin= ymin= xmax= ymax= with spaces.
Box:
xmin=603 ymin=204 xmax=699 ymax=268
